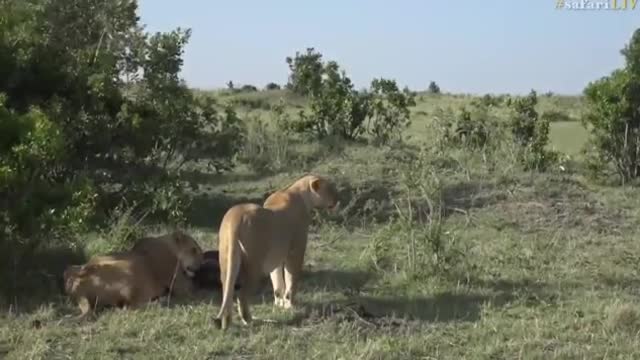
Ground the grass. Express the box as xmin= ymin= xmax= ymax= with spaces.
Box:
xmin=5 ymin=93 xmax=637 ymax=359
xmin=549 ymin=121 xmax=588 ymax=155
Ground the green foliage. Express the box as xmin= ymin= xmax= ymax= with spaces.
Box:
xmin=285 ymin=50 xmax=415 ymax=144
xmin=583 ymin=29 xmax=640 ymax=183
xmin=240 ymin=84 xmax=258 ymax=92
xmin=291 ymin=60 xmax=367 ymax=140
xmin=454 ymin=105 xmax=494 ymax=149
xmin=509 ymin=90 xmax=555 ymax=170
xmin=0 ymin=0 xmax=243 ymax=296
xmin=265 ymin=82 xmax=281 ymax=90
xmin=367 ymin=79 xmax=416 ymax=144
xmin=428 ymin=81 xmax=441 ymax=94
xmin=285 ymin=47 xmax=324 ymax=96
xmin=541 ymin=110 xmax=573 ymax=123
xmin=479 ymin=94 xmax=504 ymax=107
xmin=432 ymin=102 xmax=498 ymax=150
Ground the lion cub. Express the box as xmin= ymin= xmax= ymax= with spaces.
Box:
xmin=63 ymin=230 xmax=203 ymax=319
xmin=214 ymin=174 xmax=339 ymax=330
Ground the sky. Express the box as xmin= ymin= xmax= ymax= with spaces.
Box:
xmin=137 ymin=0 xmax=639 ymax=95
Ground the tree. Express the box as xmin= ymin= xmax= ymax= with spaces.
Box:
xmin=509 ymin=90 xmax=554 ymax=170
xmin=428 ymin=81 xmax=441 ymax=94
xmin=583 ymin=28 xmax=640 ymax=183
xmin=265 ymin=82 xmax=281 ymax=90
xmin=240 ymin=84 xmax=258 ymax=92
xmin=0 ymin=0 xmax=243 ymax=296
xmin=285 ymin=47 xmax=324 ymax=96
xmin=284 ymin=49 xmax=415 ymax=143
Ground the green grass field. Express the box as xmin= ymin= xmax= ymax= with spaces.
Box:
xmin=5 ymin=93 xmax=640 ymax=360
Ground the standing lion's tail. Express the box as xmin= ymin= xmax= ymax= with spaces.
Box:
xmin=215 ymin=217 xmax=242 ymax=330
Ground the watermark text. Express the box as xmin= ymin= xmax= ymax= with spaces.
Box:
xmin=556 ymin=0 xmax=638 ymax=10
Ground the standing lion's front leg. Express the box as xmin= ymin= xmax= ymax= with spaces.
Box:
xmin=283 ymin=233 xmax=308 ymax=309
xmin=269 ymin=264 xmax=286 ymax=307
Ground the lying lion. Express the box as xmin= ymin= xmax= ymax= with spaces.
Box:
xmin=214 ymin=174 xmax=339 ymax=330
xmin=63 ymin=230 xmax=203 ymax=319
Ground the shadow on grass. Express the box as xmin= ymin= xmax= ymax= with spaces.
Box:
xmin=282 ymin=276 xmax=563 ymax=326
xmin=0 ymin=245 xmax=87 ymax=311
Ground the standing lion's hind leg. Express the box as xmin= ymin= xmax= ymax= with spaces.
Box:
xmin=236 ymin=287 xmax=252 ymax=326
xmin=214 ymin=244 xmax=241 ymax=330
xmin=239 ymin=270 xmax=280 ymax=326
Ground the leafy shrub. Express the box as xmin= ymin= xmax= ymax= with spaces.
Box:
xmin=285 ymin=50 xmax=415 ymax=144
xmin=428 ymin=81 xmax=441 ymax=94
xmin=432 ymin=102 xmax=497 ymax=150
xmin=510 ymin=90 xmax=556 ymax=170
xmin=367 ymin=79 xmax=417 ymax=144
xmin=583 ymin=28 xmax=640 ymax=183
xmin=240 ymin=84 xmax=258 ymax=92
xmin=265 ymin=82 xmax=281 ymax=90
xmin=0 ymin=0 xmax=243 ymax=296
xmin=285 ymin=47 xmax=324 ymax=96
xmin=479 ymin=94 xmax=503 ymax=107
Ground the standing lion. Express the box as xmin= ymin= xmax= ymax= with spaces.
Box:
xmin=214 ymin=174 xmax=339 ymax=330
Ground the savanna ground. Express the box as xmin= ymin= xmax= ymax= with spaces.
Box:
xmin=3 ymin=91 xmax=640 ymax=360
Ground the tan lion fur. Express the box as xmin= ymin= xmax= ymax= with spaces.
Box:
xmin=131 ymin=230 xmax=204 ymax=297
xmin=214 ymin=174 xmax=339 ymax=330
xmin=63 ymin=230 xmax=204 ymax=319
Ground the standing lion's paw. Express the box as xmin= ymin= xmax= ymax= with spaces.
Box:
xmin=282 ymin=299 xmax=294 ymax=309
xmin=274 ymin=297 xmax=285 ymax=308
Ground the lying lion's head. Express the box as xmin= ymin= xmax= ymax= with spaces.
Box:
xmin=170 ymin=230 xmax=204 ymax=277
xmin=308 ymin=175 xmax=339 ymax=210
xmin=63 ymin=265 xmax=83 ymax=294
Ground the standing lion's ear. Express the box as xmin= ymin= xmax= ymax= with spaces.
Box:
xmin=310 ymin=178 xmax=321 ymax=192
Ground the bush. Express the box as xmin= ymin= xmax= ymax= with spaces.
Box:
xmin=367 ymin=79 xmax=417 ymax=144
xmin=291 ymin=60 xmax=367 ymax=140
xmin=432 ymin=102 xmax=498 ymax=150
xmin=0 ymin=0 xmax=243 ymax=297
xmin=265 ymin=82 xmax=281 ymax=91
xmin=285 ymin=48 xmax=324 ymax=96
xmin=285 ymin=50 xmax=415 ymax=144
xmin=509 ymin=90 xmax=555 ymax=170
xmin=240 ymin=84 xmax=258 ymax=92
xmin=583 ymin=28 xmax=640 ymax=183
xmin=479 ymin=94 xmax=503 ymax=107
xmin=428 ymin=81 xmax=441 ymax=94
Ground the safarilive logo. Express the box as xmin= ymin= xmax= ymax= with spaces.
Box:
xmin=555 ymin=0 xmax=638 ymax=10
